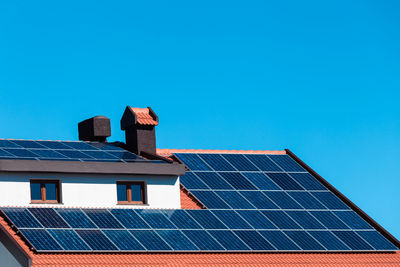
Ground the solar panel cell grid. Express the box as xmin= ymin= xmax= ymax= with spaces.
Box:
xmin=234 ymin=230 xmax=275 ymax=250
xmin=182 ymin=230 xmax=225 ymax=250
xmin=1 ymin=208 xmax=42 ymax=228
xmin=0 ymin=140 xmax=158 ymax=163
xmin=222 ymin=154 xmax=259 ymax=171
xmin=84 ymin=209 xmax=124 ymax=229
xmin=103 ymin=230 xmax=146 ymax=251
xmin=48 ymin=229 xmax=91 ymax=251
xmin=198 ymin=154 xmax=236 ymax=171
xmin=20 ymin=229 xmax=63 ymax=251
xmin=76 ymin=230 xmax=118 ymax=251
xmin=190 ymin=190 xmax=231 ymax=209
xmin=56 ymin=209 xmax=97 ymax=229
xmin=29 ymin=208 xmax=69 ymax=228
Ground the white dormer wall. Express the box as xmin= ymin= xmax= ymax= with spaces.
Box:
xmin=0 ymin=172 xmax=181 ymax=209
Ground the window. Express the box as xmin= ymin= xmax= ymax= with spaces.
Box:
xmin=117 ymin=182 xmax=146 ymax=205
xmin=30 ymin=180 xmax=61 ymax=204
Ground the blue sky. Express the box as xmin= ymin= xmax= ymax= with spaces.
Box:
xmin=1 ymin=1 xmax=399 ymax=238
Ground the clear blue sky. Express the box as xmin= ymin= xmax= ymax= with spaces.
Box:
xmin=0 ymin=1 xmax=399 ymax=239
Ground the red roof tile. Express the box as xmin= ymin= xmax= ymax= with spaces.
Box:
xmin=180 ymin=186 xmax=203 ymax=209
xmin=130 ymin=107 xmax=158 ymax=126
xmin=157 ymin=148 xmax=286 ymax=156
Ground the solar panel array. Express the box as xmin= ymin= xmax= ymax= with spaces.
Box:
xmin=0 ymin=139 xmax=157 ymax=163
xmin=176 ymin=153 xmax=398 ymax=252
xmin=0 ymin=206 xmax=397 ymax=252
xmin=0 ymin=152 xmax=397 ymax=252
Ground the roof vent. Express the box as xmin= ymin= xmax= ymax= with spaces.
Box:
xmin=121 ymin=106 xmax=158 ymax=155
xmin=78 ymin=116 xmax=111 ymax=142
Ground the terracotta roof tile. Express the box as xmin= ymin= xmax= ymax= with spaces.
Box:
xmin=156 ymin=148 xmax=286 ymax=156
xmin=180 ymin=186 xmax=203 ymax=209
xmin=130 ymin=107 xmax=158 ymax=126
xmin=30 ymin=252 xmax=400 ymax=266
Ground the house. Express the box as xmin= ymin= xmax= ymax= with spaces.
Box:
xmin=0 ymin=106 xmax=399 ymax=267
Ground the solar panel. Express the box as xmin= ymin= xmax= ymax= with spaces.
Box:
xmin=269 ymin=155 xmax=305 ymax=172
xmin=76 ymin=230 xmax=118 ymax=251
xmin=160 ymin=210 xmax=202 ymax=230
xmin=182 ymin=230 xmax=225 ymax=250
xmin=259 ymin=231 xmax=300 ymax=250
xmin=245 ymin=154 xmax=281 ymax=171
xmin=186 ymin=210 xmax=227 ymax=229
xmin=242 ymin=172 xmax=280 ymax=190
xmin=233 ymin=230 xmax=275 ymax=250
xmin=56 ymin=208 xmax=97 ymax=229
xmin=129 ymin=230 xmax=171 ymax=251
xmin=48 ymin=229 xmax=91 ymax=251
xmin=284 ymin=231 xmax=326 ymax=250
xmin=0 ymin=139 xmax=159 ymax=163
xmin=309 ymin=211 xmax=349 ymax=229
xmin=357 ymin=231 xmax=398 ymax=250
xmin=216 ymin=191 xmax=256 ymax=209
xmin=2 ymin=207 xmax=398 ymax=252
xmin=29 ymin=208 xmax=69 ymax=228
xmin=308 ymin=231 xmax=350 ymax=250
xmin=211 ymin=210 xmax=252 ymax=229
xmin=218 ymin=172 xmax=257 ymax=190
xmin=332 ymin=231 xmax=374 ymax=250
xmin=222 ymin=154 xmax=259 ymax=171
xmin=236 ymin=210 xmax=277 ymax=229
xmin=194 ymin=172 xmax=234 ymax=190
xmin=1 ymin=208 xmax=42 ymax=228
xmin=110 ymin=209 xmax=150 ymax=229
xmin=208 ymin=230 xmax=250 ymax=250
xmin=239 ymin=191 xmax=278 ymax=209
xmin=333 ymin=211 xmax=373 ymax=229
xmin=179 ymin=172 xmax=209 ymax=190
xmin=198 ymin=154 xmax=236 ymax=171
xmin=265 ymin=173 xmax=304 ymax=190
xmin=20 ymin=229 xmax=62 ymax=251
xmin=285 ymin=211 xmax=326 ymax=229
xmin=103 ymin=230 xmax=146 ymax=251
xmin=190 ymin=191 xmax=231 ymax=209
xmin=157 ymin=230 xmax=199 ymax=251
xmin=312 ymin=192 xmax=350 ymax=210
xmin=84 ymin=209 xmax=123 ymax=229
xmin=263 ymin=191 xmax=303 ymax=209
xmin=135 ymin=209 xmax=176 ymax=229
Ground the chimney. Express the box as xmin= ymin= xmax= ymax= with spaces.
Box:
xmin=120 ymin=106 xmax=158 ymax=155
xmin=78 ymin=116 xmax=111 ymax=142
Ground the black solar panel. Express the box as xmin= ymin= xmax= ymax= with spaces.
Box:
xmin=0 ymin=139 xmax=160 ymax=163
xmin=2 ymin=206 xmax=397 ymax=252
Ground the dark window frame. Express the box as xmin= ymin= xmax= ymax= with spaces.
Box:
xmin=116 ymin=181 xmax=147 ymax=205
xmin=30 ymin=179 xmax=62 ymax=204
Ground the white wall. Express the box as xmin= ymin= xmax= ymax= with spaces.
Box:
xmin=0 ymin=241 xmax=22 ymax=267
xmin=0 ymin=172 xmax=181 ymax=209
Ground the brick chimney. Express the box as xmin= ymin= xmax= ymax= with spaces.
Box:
xmin=120 ymin=106 xmax=158 ymax=155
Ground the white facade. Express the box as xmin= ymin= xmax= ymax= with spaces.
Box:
xmin=0 ymin=172 xmax=181 ymax=209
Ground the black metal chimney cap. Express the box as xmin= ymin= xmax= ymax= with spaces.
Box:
xmin=78 ymin=116 xmax=111 ymax=142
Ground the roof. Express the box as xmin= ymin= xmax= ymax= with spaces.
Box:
xmin=0 ymin=147 xmax=399 ymax=266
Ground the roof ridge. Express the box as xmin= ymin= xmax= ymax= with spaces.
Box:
xmin=156 ymin=148 xmax=286 ymax=155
